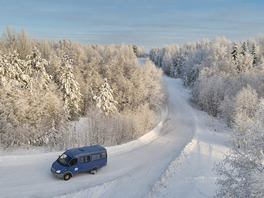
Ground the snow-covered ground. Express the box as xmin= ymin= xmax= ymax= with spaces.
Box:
xmin=149 ymin=102 xmax=230 ymax=197
xmin=0 ymin=74 xmax=230 ymax=198
xmin=137 ymin=57 xmax=148 ymax=66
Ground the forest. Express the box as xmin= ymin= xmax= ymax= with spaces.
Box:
xmin=0 ymin=27 xmax=167 ymax=150
xmin=150 ymin=36 xmax=264 ymax=197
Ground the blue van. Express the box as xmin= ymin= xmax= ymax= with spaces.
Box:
xmin=51 ymin=145 xmax=107 ymax=180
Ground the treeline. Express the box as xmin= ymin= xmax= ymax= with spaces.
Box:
xmin=0 ymin=27 xmax=167 ymax=149
xmin=149 ymin=36 xmax=264 ymax=197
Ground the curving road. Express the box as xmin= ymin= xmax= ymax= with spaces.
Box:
xmin=0 ymin=76 xmax=198 ymax=198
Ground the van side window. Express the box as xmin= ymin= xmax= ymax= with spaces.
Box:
xmin=79 ymin=156 xmax=90 ymax=164
xmin=69 ymin=158 xmax=77 ymax=166
xmin=91 ymin=154 xmax=101 ymax=161
xmin=101 ymin=152 xmax=107 ymax=159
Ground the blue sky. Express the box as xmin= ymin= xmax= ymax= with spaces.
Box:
xmin=0 ymin=0 xmax=264 ymax=51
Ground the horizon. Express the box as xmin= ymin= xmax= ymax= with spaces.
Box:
xmin=0 ymin=0 xmax=264 ymax=51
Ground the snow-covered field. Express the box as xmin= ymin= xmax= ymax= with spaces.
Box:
xmin=0 ymin=75 xmax=230 ymax=198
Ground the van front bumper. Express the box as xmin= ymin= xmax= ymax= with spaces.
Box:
xmin=51 ymin=167 xmax=64 ymax=178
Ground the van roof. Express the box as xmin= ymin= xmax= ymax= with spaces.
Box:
xmin=65 ymin=145 xmax=106 ymax=158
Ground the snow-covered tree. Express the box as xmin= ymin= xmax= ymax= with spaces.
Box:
xmin=0 ymin=51 xmax=32 ymax=87
xmin=251 ymin=43 xmax=258 ymax=65
xmin=241 ymin=41 xmax=248 ymax=56
xmin=132 ymin=45 xmax=145 ymax=57
xmin=231 ymin=44 xmax=238 ymax=60
xmin=92 ymin=78 xmax=118 ymax=115
xmin=236 ymin=52 xmax=254 ymax=74
xmin=58 ymin=54 xmax=82 ymax=119
xmin=161 ymin=44 xmax=180 ymax=76
xmin=215 ymin=98 xmax=264 ymax=198
xmin=0 ymin=26 xmax=17 ymax=53
xmin=17 ymin=28 xmax=32 ymax=59
xmin=132 ymin=44 xmax=138 ymax=56
xmin=37 ymin=39 xmax=52 ymax=60
xmin=0 ymin=79 xmax=68 ymax=148
xmin=25 ymin=46 xmax=51 ymax=89
xmin=233 ymin=85 xmax=258 ymax=149
xmin=137 ymin=46 xmax=146 ymax=57
xmin=149 ymin=47 xmax=160 ymax=66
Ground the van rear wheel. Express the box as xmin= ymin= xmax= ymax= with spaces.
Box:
xmin=91 ymin=167 xmax=98 ymax=174
xmin=64 ymin=173 xmax=71 ymax=181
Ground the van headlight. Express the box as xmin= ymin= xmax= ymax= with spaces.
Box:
xmin=56 ymin=170 xmax=61 ymax=174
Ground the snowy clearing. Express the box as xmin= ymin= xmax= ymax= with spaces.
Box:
xmin=0 ymin=75 xmax=230 ymax=198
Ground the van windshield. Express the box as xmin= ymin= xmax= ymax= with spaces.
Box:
xmin=57 ymin=153 xmax=72 ymax=166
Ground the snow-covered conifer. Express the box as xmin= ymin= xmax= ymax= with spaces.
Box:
xmin=236 ymin=48 xmax=254 ymax=73
xmin=251 ymin=43 xmax=258 ymax=65
xmin=25 ymin=46 xmax=51 ymax=89
xmin=0 ymin=51 xmax=31 ymax=87
xmin=92 ymin=78 xmax=118 ymax=115
xmin=132 ymin=45 xmax=138 ymax=56
xmin=58 ymin=53 xmax=82 ymax=119
xmin=231 ymin=44 xmax=238 ymax=60
xmin=149 ymin=48 xmax=160 ymax=66
xmin=241 ymin=41 xmax=248 ymax=56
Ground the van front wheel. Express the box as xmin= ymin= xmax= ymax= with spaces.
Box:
xmin=64 ymin=173 xmax=71 ymax=181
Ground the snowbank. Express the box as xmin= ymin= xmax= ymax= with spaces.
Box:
xmin=149 ymin=110 xmax=230 ymax=198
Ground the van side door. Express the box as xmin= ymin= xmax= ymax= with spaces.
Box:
xmin=67 ymin=158 xmax=79 ymax=175
xmin=78 ymin=155 xmax=92 ymax=173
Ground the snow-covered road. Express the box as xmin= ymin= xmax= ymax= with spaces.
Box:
xmin=0 ymin=75 xmax=229 ymax=198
